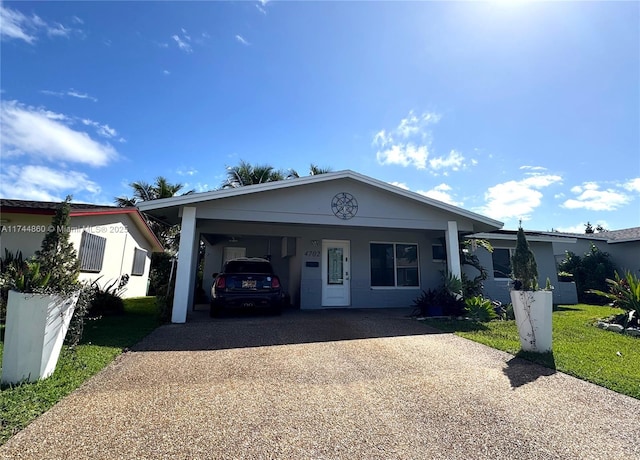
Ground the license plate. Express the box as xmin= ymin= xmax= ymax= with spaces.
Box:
xmin=242 ymin=280 xmax=257 ymax=288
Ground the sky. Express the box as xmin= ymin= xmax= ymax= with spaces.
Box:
xmin=1 ymin=0 xmax=638 ymax=232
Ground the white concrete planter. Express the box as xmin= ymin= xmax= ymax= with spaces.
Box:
xmin=510 ymin=290 xmax=553 ymax=353
xmin=1 ymin=290 xmax=79 ymax=385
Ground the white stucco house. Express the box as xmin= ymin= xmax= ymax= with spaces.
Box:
xmin=0 ymin=199 xmax=163 ymax=298
xmin=137 ymin=170 xmax=505 ymax=323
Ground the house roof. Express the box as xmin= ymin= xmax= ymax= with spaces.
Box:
xmin=1 ymin=199 xmax=164 ymax=252
xmin=540 ymin=227 xmax=640 ymax=244
xmin=137 ymin=169 xmax=504 ymax=231
xmin=469 ymin=229 xmax=578 ymax=243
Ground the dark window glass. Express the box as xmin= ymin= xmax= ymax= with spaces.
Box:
xmin=370 ymin=243 xmax=394 ymax=286
xmin=492 ymin=248 xmax=512 ymax=279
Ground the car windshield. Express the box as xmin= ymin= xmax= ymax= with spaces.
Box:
xmin=224 ymin=261 xmax=273 ymax=274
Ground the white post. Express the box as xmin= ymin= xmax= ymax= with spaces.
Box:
xmin=172 ymin=206 xmax=197 ymax=323
xmin=445 ymin=220 xmax=461 ymax=280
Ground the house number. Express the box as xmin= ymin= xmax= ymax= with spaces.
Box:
xmin=304 ymin=251 xmax=321 ymax=257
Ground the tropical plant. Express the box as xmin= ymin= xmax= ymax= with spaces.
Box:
xmin=287 ymin=164 xmax=332 ymax=178
xmin=464 ymin=296 xmax=498 ymax=322
xmin=588 ymin=271 xmax=639 ymax=328
xmin=87 ymin=274 xmax=130 ymax=317
xmin=511 ymin=226 xmax=538 ymax=291
xmin=558 ymin=244 xmax=617 ymax=304
xmin=115 ymin=176 xmax=192 ymax=252
xmin=222 ymin=161 xmax=286 ymax=188
xmin=458 ymin=238 xmax=492 ymax=297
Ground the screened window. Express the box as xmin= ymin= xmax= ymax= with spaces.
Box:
xmin=492 ymin=248 xmax=513 ymax=279
xmin=78 ymin=231 xmax=106 ymax=273
xmin=131 ymin=248 xmax=147 ymax=276
xmin=370 ymin=243 xmax=419 ymax=287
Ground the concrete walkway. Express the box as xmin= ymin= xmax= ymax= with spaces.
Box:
xmin=2 ymin=308 xmax=639 ymax=459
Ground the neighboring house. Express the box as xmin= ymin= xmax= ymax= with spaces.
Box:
xmin=0 ymin=199 xmax=163 ymax=298
xmin=137 ymin=170 xmax=504 ymax=323
xmin=545 ymin=228 xmax=640 ymax=276
xmin=467 ymin=230 xmax=580 ymax=305
xmin=468 ymin=227 xmax=640 ymax=306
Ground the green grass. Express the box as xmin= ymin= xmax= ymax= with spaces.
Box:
xmin=0 ymin=297 xmax=159 ymax=445
xmin=423 ymin=304 xmax=640 ymax=399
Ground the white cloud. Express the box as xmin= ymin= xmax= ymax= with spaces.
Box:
xmin=623 ymin=178 xmax=640 ymax=193
xmin=1 ymin=100 xmax=118 ymax=167
xmin=520 ymin=165 xmax=547 ymax=172
xmin=163 ymin=70 xmax=170 ymax=75
xmin=389 ymin=181 xmax=409 ymax=190
xmin=376 ymin=143 xmax=428 ymax=169
xmin=373 ymin=111 xmax=472 ymax=174
xmin=0 ymin=4 xmax=79 ymax=43
xmin=0 ymin=164 xmax=101 ymax=201
xmin=429 ymin=150 xmax=465 ymax=172
xmin=235 ymin=34 xmax=250 ymax=46
xmin=81 ymin=118 xmax=119 ymax=139
xmin=417 ymin=183 xmax=463 ymax=207
xmin=41 ymin=88 xmax=97 ymax=102
xmin=67 ymin=89 xmax=97 ymax=102
xmin=479 ymin=174 xmax=562 ymax=221
xmin=72 ymin=16 xmax=84 ymax=25
xmin=0 ymin=4 xmax=38 ymax=43
xmin=177 ymin=167 xmax=198 ymax=176
xmin=554 ymin=220 xmax=610 ymax=234
xmin=172 ymin=33 xmax=192 ymax=53
xmin=562 ymin=182 xmax=631 ymax=211
xmin=256 ymin=4 xmax=267 ymax=14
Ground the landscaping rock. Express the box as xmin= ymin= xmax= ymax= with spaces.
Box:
xmin=606 ymin=324 xmax=624 ymax=333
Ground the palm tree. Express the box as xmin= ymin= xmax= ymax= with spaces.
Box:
xmin=287 ymin=163 xmax=333 ymax=179
xmin=115 ymin=178 xmax=191 ymax=206
xmin=222 ymin=161 xmax=285 ymax=188
xmin=115 ymin=177 xmax=193 ymax=252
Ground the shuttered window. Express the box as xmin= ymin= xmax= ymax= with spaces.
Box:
xmin=131 ymin=248 xmax=147 ymax=276
xmin=79 ymin=231 xmax=106 ymax=272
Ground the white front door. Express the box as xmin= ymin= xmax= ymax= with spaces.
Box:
xmin=321 ymin=240 xmax=350 ymax=307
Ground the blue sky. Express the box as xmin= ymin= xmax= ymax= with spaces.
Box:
xmin=1 ymin=1 xmax=638 ymax=232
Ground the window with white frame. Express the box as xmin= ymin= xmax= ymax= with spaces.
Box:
xmin=78 ymin=231 xmax=106 ymax=273
xmin=492 ymin=248 xmax=513 ymax=279
xmin=370 ymin=243 xmax=419 ymax=287
xmin=131 ymin=248 xmax=147 ymax=276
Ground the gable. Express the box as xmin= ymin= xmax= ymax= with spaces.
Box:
xmin=139 ymin=171 xmax=502 ymax=233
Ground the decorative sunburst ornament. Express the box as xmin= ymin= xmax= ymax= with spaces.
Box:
xmin=331 ymin=192 xmax=358 ymax=220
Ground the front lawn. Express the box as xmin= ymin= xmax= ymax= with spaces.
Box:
xmin=422 ymin=304 xmax=640 ymax=399
xmin=0 ymin=296 xmax=159 ymax=445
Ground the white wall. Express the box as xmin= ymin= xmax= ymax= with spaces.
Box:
xmin=1 ymin=212 xmax=154 ymax=298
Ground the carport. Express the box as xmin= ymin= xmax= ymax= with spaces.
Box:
xmin=137 ymin=170 xmax=502 ymax=323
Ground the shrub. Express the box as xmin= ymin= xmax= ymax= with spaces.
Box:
xmin=464 ymin=296 xmax=498 ymax=322
xmin=558 ymin=244 xmax=616 ymax=304
xmin=87 ymin=275 xmax=129 ymax=317
xmin=588 ymin=271 xmax=639 ymax=328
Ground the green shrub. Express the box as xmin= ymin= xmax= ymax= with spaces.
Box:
xmin=558 ymin=244 xmax=616 ymax=304
xmin=588 ymin=271 xmax=639 ymax=328
xmin=87 ymin=275 xmax=129 ymax=317
xmin=464 ymin=296 xmax=498 ymax=322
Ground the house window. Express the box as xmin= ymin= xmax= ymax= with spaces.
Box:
xmin=78 ymin=231 xmax=106 ymax=273
xmin=370 ymin=243 xmax=419 ymax=287
xmin=131 ymin=248 xmax=147 ymax=276
xmin=492 ymin=248 xmax=513 ymax=279
xmin=432 ymin=244 xmax=446 ymax=262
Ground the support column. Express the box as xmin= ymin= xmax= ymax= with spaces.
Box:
xmin=445 ymin=220 xmax=461 ymax=280
xmin=172 ymin=206 xmax=197 ymax=323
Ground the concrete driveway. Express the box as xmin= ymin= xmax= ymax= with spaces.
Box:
xmin=2 ymin=308 xmax=639 ymax=459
